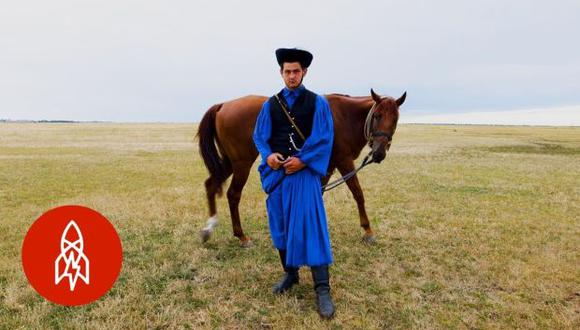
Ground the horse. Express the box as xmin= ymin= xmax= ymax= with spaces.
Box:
xmin=197 ymin=89 xmax=406 ymax=247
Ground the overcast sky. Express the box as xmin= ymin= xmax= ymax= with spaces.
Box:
xmin=1 ymin=0 xmax=579 ymax=123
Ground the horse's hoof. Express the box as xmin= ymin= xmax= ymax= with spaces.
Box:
xmin=200 ymin=229 xmax=212 ymax=243
xmin=239 ymin=239 xmax=253 ymax=248
xmin=362 ymin=234 xmax=376 ymax=244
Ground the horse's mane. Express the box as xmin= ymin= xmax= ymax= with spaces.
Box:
xmin=326 ymin=93 xmax=372 ymax=101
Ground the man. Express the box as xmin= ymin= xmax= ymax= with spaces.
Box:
xmin=252 ymin=48 xmax=335 ymax=319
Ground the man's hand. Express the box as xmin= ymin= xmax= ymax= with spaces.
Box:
xmin=267 ymin=152 xmax=286 ymax=170
xmin=283 ymin=156 xmax=306 ymax=174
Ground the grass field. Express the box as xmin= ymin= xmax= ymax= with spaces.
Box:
xmin=0 ymin=123 xmax=578 ymax=329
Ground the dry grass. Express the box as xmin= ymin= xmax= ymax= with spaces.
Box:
xmin=0 ymin=123 xmax=579 ymax=329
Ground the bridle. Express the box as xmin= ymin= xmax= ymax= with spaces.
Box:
xmin=323 ymin=100 xmax=392 ymax=192
xmin=363 ymin=100 xmax=393 ymax=147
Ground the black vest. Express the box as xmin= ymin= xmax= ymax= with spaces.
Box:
xmin=268 ymin=88 xmax=317 ymax=157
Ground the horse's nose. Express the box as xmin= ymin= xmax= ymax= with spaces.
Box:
xmin=372 ymin=151 xmax=386 ymax=163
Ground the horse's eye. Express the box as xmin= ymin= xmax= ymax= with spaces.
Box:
xmin=373 ymin=114 xmax=381 ymax=119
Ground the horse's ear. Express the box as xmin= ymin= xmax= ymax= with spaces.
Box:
xmin=370 ymin=88 xmax=382 ymax=103
xmin=396 ymin=91 xmax=407 ymax=107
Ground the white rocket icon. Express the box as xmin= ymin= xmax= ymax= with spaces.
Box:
xmin=54 ymin=220 xmax=90 ymax=291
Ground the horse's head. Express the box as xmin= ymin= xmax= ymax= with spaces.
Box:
xmin=366 ymin=89 xmax=406 ymax=163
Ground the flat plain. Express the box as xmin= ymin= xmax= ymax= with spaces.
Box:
xmin=0 ymin=123 xmax=578 ymax=329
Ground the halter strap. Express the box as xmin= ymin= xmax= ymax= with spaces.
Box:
xmin=363 ymin=102 xmax=377 ymax=143
xmin=363 ymin=101 xmax=393 ymax=146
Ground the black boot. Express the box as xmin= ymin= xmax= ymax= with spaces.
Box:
xmin=311 ymin=265 xmax=335 ymax=319
xmin=272 ymin=249 xmax=299 ymax=294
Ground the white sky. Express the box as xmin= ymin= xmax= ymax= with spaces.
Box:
xmin=402 ymin=106 xmax=580 ymax=126
xmin=1 ymin=0 xmax=579 ymax=124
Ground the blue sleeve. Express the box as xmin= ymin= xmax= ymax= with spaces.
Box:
xmin=253 ymin=101 xmax=273 ymax=166
xmin=295 ymin=95 xmax=334 ymax=177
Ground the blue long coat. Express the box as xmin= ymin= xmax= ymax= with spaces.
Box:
xmin=253 ymin=88 xmax=334 ymax=267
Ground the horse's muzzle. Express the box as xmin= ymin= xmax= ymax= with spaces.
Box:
xmin=372 ymin=151 xmax=386 ymax=163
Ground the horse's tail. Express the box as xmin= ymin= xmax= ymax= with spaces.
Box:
xmin=197 ymin=103 xmax=228 ymax=196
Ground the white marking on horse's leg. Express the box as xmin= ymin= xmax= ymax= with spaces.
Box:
xmin=203 ymin=216 xmax=218 ymax=232
xmin=200 ymin=216 xmax=218 ymax=243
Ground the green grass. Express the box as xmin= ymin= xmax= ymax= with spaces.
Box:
xmin=484 ymin=143 xmax=580 ymax=155
xmin=1 ymin=123 xmax=579 ymax=329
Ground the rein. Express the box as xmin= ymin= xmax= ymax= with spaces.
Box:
xmin=322 ymin=149 xmax=373 ymax=191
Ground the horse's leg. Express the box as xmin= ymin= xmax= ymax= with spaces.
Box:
xmin=321 ymin=165 xmax=336 ymax=192
xmin=200 ymin=160 xmax=232 ymax=243
xmin=227 ymin=160 xmax=253 ymax=248
xmin=337 ymin=160 xmax=376 ymax=244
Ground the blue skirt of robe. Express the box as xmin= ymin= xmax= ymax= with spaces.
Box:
xmin=261 ymin=165 xmax=334 ymax=267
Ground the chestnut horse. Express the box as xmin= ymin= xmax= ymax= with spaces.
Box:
xmin=197 ymin=89 xmax=406 ymax=247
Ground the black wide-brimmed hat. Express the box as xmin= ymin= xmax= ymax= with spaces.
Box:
xmin=275 ymin=48 xmax=313 ymax=68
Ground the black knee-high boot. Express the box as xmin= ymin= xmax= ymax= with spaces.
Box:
xmin=311 ymin=265 xmax=335 ymax=319
xmin=272 ymin=249 xmax=299 ymax=294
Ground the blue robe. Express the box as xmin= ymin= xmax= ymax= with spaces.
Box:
xmin=253 ymin=87 xmax=334 ymax=267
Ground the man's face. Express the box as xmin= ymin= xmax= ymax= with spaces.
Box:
xmin=280 ymin=62 xmax=307 ymax=90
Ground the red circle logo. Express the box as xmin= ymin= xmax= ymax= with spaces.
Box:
xmin=21 ymin=205 xmax=123 ymax=306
